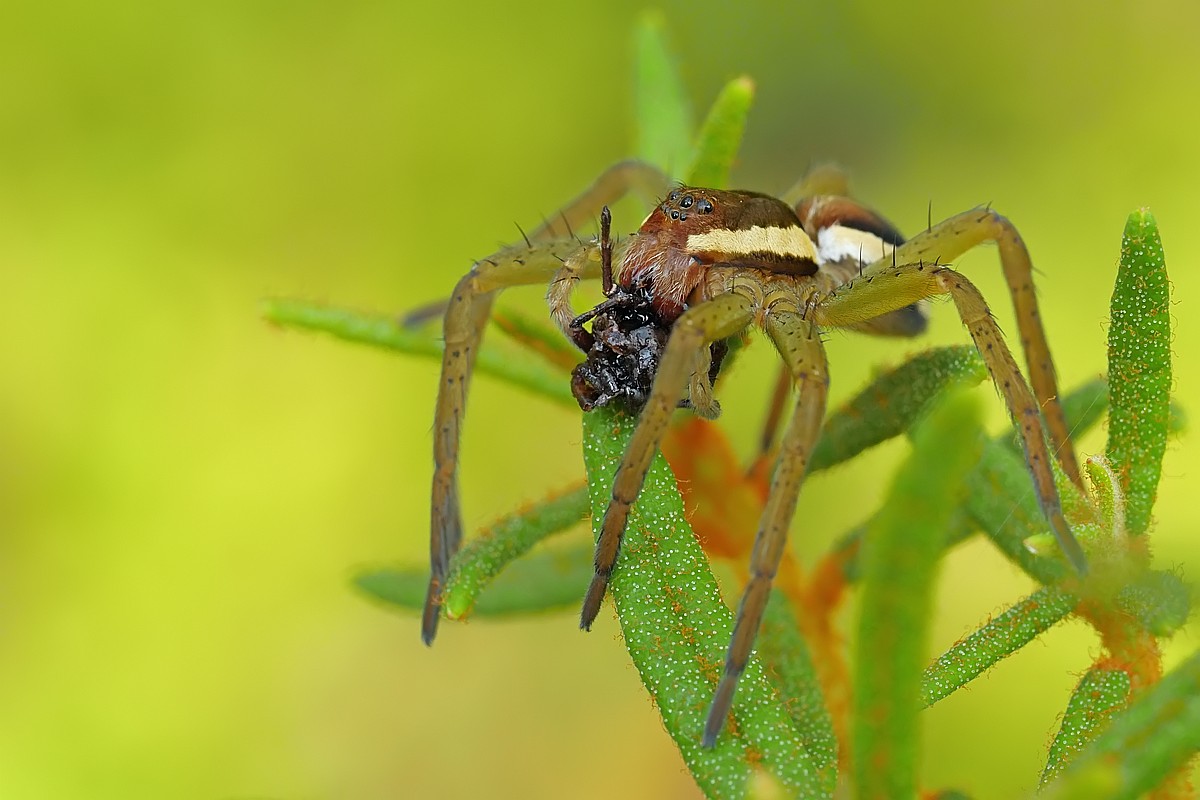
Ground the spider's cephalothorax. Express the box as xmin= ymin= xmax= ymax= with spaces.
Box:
xmin=568 ymin=207 xmax=728 ymax=414
xmin=421 ymin=162 xmax=1088 ymax=749
xmin=618 ymin=187 xmax=823 ymax=321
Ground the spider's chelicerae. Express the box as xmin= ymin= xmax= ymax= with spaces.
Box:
xmin=421 ymin=161 xmax=1088 ymax=747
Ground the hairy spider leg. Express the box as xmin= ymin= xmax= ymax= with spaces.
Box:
xmin=814 ymin=262 xmax=1087 ymax=573
xmin=703 ymin=310 xmax=829 ymax=748
xmin=754 ymin=364 xmax=794 ymax=469
xmin=579 ymin=292 xmax=756 ymax=629
xmin=424 ymin=161 xmax=671 ymax=645
xmin=781 ymin=161 xmax=852 ymax=207
xmin=424 ymin=239 xmax=600 ymax=644
xmin=530 ymin=160 xmax=669 ymax=241
xmin=857 ymin=207 xmax=1083 ymax=489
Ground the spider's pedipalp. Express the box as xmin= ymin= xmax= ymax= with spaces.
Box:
xmin=687 ymin=343 xmax=721 ymax=419
xmin=703 ymin=309 xmax=829 ymax=747
xmin=548 ymin=245 xmax=609 ymax=341
xmin=580 ymin=292 xmax=755 ymax=631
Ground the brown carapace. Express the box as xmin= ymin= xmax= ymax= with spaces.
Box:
xmin=420 ymin=161 xmax=1087 ymax=748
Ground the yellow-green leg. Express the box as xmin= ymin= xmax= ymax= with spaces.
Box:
xmin=858 ymin=208 xmax=1081 ymax=489
xmin=814 ymin=262 xmax=1087 ymax=573
xmin=424 ymin=239 xmax=598 ymax=644
xmin=579 ymin=293 xmax=755 ymax=630
xmin=425 ymin=161 xmax=671 ymax=645
xmin=703 ymin=310 xmax=829 ymax=747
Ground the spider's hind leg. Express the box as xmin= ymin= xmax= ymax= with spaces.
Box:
xmin=864 ymin=207 xmax=1081 ymax=489
xmin=813 ymin=259 xmax=1087 ymax=573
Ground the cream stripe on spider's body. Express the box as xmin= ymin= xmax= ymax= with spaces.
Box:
xmin=687 ymin=224 xmax=820 ymax=263
xmin=817 ymin=224 xmax=896 ymax=266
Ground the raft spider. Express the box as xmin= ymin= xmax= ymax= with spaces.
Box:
xmin=420 ymin=161 xmax=1087 ymax=747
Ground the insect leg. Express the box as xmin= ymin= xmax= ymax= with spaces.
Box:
xmin=579 ymin=293 xmax=754 ymax=631
xmin=702 ymin=310 xmax=828 ymax=747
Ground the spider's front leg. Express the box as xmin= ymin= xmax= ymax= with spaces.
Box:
xmin=424 ymin=241 xmax=599 ymax=644
xmin=703 ymin=309 xmax=829 ymax=747
xmin=423 ymin=161 xmax=670 ymax=645
xmin=814 ymin=259 xmax=1088 ymax=573
xmin=579 ymin=292 xmax=755 ymax=628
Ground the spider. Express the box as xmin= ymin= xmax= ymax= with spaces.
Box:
xmin=420 ymin=160 xmax=1088 ymax=748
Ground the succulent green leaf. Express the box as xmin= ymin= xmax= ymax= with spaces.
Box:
xmin=853 ymin=390 xmax=984 ymax=800
xmin=355 ymin=487 xmax=589 ymax=617
xmin=921 ymin=587 xmax=1077 ymax=708
xmin=356 ymin=544 xmax=593 ymax=617
xmin=1040 ymin=667 xmax=1132 ymax=788
xmin=633 ymin=11 xmax=695 ymax=174
xmin=582 ymin=406 xmax=834 ymax=800
xmin=261 ymin=298 xmax=576 ymax=407
xmin=1105 ymin=209 xmax=1171 ymax=537
xmin=963 ymin=441 xmax=1070 ymax=585
xmin=756 ymin=592 xmax=837 ymax=772
xmin=685 ymin=77 xmax=755 ymax=189
xmin=1114 ymin=569 xmax=1192 ymax=637
xmin=441 ymin=486 xmax=590 ymax=618
xmin=810 ymin=345 xmax=987 ymax=472
xmin=1040 ymin=649 xmax=1200 ymax=800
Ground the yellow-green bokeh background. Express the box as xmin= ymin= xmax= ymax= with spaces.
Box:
xmin=2 ymin=2 xmax=1198 ymax=798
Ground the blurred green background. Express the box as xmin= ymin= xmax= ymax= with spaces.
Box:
xmin=2 ymin=1 xmax=1197 ymax=798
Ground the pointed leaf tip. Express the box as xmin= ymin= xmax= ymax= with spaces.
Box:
xmin=1105 ymin=208 xmax=1170 ymax=538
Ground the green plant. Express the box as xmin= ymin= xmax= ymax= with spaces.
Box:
xmin=264 ymin=14 xmax=1194 ymax=799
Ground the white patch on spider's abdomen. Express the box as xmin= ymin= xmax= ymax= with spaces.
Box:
xmin=687 ymin=225 xmax=819 ymax=262
xmin=817 ymin=225 xmax=896 ymax=266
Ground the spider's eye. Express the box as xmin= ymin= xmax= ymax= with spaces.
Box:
xmin=669 ymin=190 xmax=680 ymax=201
xmin=698 ymin=199 xmax=714 ymax=214
xmin=680 ymin=195 xmax=693 ymax=208
xmin=670 ymin=210 xmax=680 ymax=220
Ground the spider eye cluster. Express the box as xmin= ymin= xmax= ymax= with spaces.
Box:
xmin=665 ymin=190 xmax=715 ymax=221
